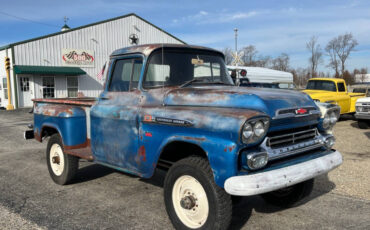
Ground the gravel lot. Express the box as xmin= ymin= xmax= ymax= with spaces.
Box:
xmin=0 ymin=109 xmax=369 ymax=229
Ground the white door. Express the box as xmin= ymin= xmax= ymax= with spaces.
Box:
xmin=19 ymin=76 xmax=34 ymax=107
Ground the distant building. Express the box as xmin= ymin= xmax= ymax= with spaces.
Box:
xmin=0 ymin=13 xmax=184 ymax=108
xmin=355 ymin=74 xmax=370 ymax=83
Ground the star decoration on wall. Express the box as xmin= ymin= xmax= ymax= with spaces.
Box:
xmin=129 ymin=34 xmax=139 ymax=45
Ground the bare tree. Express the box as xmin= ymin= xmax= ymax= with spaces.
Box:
xmin=306 ymin=36 xmax=323 ymax=77
xmin=254 ymin=55 xmax=271 ymax=67
xmin=271 ymin=53 xmax=290 ymax=71
xmin=325 ymin=39 xmax=340 ymax=77
xmin=326 ymin=33 xmax=358 ymax=77
xmin=336 ymin=33 xmax=358 ymax=76
xmin=241 ymin=45 xmax=258 ymax=66
xmin=222 ymin=47 xmax=234 ymax=65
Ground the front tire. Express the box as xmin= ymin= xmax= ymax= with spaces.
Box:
xmin=164 ymin=156 xmax=232 ymax=230
xmin=261 ymin=179 xmax=314 ymax=208
xmin=358 ymin=120 xmax=369 ymax=129
xmin=46 ymin=134 xmax=79 ymax=185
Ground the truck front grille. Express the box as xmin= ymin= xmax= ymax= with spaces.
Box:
xmin=267 ymin=128 xmax=318 ymax=148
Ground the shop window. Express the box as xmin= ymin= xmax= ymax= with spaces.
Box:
xmin=3 ymin=78 xmax=8 ymax=100
xmin=67 ymin=77 xmax=78 ymax=97
xmin=42 ymin=77 xmax=55 ymax=98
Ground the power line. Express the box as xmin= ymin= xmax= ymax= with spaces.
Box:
xmin=0 ymin=11 xmax=60 ymax=28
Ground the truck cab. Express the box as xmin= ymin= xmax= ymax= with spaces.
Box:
xmin=304 ymin=78 xmax=365 ymax=114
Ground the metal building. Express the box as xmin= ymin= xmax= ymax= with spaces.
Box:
xmin=0 ymin=13 xmax=184 ymax=108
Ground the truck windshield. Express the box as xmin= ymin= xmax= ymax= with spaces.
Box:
xmin=143 ymin=50 xmax=234 ymax=88
xmin=306 ymin=80 xmax=337 ymax=92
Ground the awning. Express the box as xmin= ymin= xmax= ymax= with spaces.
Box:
xmin=14 ymin=65 xmax=86 ymax=76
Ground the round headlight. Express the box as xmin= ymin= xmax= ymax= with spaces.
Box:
xmin=242 ymin=123 xmax=253 ymax=140
xmin=323 ymin=114 xmax=331 ymax=129
xmin=329 ymin=112 xmax=337 ymax=124
xmin=254 ymin=121 xmax=265 ymax=137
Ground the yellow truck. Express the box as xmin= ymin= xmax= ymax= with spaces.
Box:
xmin=303 ymin=78 xmax=365 ymax=114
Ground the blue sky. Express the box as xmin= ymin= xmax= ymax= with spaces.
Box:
xmin=0 ymin=0 xmax=369 ymax=73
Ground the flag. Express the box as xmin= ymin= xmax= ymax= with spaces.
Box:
xmin=97 ymin=62 xmax=106 ymax=81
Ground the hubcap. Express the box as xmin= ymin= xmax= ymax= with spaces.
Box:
xmin=49 ymin=143 xmax=65 ymax=176
xmin=172 ymin=175 xmax=209 ymax=228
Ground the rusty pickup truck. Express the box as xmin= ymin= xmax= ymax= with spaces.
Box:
xmin=25 ymin=44 xmax=342 ymax=230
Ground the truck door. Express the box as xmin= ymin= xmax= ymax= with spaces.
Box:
xmin=91 ymin=57 xmax=144 ymax=174
xmin=336 ymin=82 xmax=350 ymax=113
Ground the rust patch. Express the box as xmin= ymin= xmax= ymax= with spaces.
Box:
xmin=184 ymin=136 xmax=206 ymax=142
xmin=64 ymin=139 xmax=90 ymax=150
xmin=229 ymin=145 xmax=236 ymax=152
xmin=138 ymin=146 xmax=146 ymax=162
xmin=33 ymin=97 xmax=96 ymax=106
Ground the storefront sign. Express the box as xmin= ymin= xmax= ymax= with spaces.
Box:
xmin=62 ymin=49 xmax=95 ymax=67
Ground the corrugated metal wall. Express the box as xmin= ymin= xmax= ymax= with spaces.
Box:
xmin=13 ymin=15 xmax=183 ymax=98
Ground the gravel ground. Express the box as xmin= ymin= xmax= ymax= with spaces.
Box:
xmin=0 ymin=109 xmax=369 ymax=229
xmin=322 ymin=116 xmax=370 ymax=200
xmin=0 ymin=205 xmax=44 ymax=230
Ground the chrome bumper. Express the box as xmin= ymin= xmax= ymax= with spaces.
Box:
xmin=355 ymin=113 xmax=370 ymax=120
xmin=224 ymin=150 xmax=342 ymax=196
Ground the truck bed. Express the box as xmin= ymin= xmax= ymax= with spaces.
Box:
xmin=33 ymin=97 xmax=95 ymax=161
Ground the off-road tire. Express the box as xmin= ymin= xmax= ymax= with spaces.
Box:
xmin=46 ymin=134 xmax=79 ymax=185
xmin=358 ymin=120 xmax=369 ymax=129
xmin=164 ymin=156 xmax=232 ymax=230
xmin=261 ymin=179 xmax=314 ymax=208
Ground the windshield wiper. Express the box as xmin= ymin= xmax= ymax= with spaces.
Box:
xmin=179 ymin=79 xmax=205 ymax=88
xmin=212 ymin=81 xmax=233 ymax=86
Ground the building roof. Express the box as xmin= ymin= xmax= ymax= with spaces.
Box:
xmin=111 ymin=43 xmax=224 ymax=57
xmin=0 ymin=13 xmax=185 ymax=51
xmin=14 ymin=65 xmax=86 ymax=75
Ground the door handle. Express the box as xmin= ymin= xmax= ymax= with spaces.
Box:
xmin=99 ymin=95 xmax=110 ymax=100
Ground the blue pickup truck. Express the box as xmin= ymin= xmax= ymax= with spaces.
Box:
xmin=26 ymin=44 xmax=342 ymax=230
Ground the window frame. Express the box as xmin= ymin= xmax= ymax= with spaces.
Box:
xmin=107 ymin=56 xmax=143 ymax=92
xmin=42 ymin=76 xmax=55 ymax=98
xmin=67 ymin=76 xmax=79 ymax=98
xmin=3 ymin=77 xmax=8 ymax=100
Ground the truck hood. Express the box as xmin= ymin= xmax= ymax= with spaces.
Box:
xmin=302 ymin=90 xmax=336 ymax=99
xmin=164 ymin=86 xmax=317 ymax=118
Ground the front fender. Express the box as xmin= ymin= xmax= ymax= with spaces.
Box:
xmin=155 ymin=134 xmax=240 ymax=187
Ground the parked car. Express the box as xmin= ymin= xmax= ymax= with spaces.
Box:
xmin=355 ymin=97 xmax=370 ymax=129
xmin=303 ymin=78 xmax=365 ymax=115
xmin=351 ymin=83 xmax=370 ymax=97
xmin=25 ymin=44 xmax=342 ymax=230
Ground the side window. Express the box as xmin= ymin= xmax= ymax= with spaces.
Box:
xmin=337 ymin=83 xmax=346 ymax=92
xmin=109 ymin=58 xmax=142 ymax=92
xmin=131 ymin=59 xmax=143 ymax=90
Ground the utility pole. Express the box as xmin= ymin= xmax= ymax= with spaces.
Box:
xmin=234 ymin=28 xmax=238 ymax=56
xmin=4 ymin=57 xmax=14 ymax=110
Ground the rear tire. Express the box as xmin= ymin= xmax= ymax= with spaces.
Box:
xmin=46 ymin=134 xmax=79 ymax=185
xmin=358 ymin=120 xmax=369 ymax=129
xmin=164 ymin=156 xmax=232 ymax=230
xmin=261 ymin=179 xmax=314 ymax=208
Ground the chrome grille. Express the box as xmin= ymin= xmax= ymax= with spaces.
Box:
xmin=358 ymin=103 xmax=370 ymax=112
xmin=267 ymin=128 xmax=318 ymax=148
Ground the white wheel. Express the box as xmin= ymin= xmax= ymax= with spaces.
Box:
xmin=172 ymin=175 xmax=209 ymax=229
xmin=49 ymin=143 xmax=65 ymax=176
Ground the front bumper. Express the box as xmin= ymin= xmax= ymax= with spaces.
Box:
xmin=355 ymin=113 xmax=370 ymax=120
xmin=224 ymin=150 xmax=342 ymax=196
